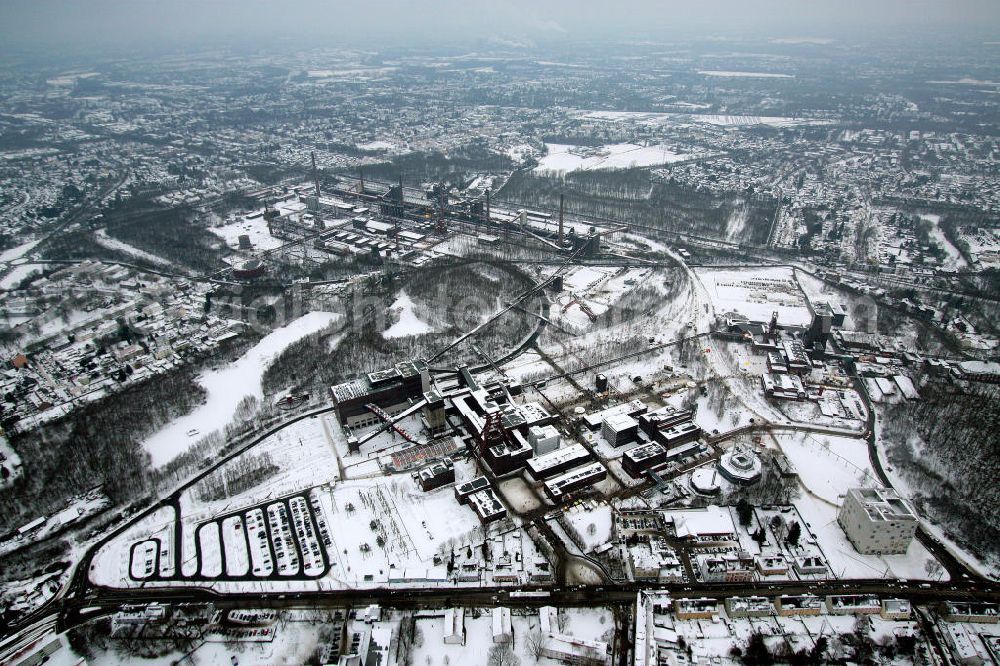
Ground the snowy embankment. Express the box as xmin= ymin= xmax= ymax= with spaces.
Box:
xmin=141 ymin=311 xmax=341 ymax=467
xmin=94 ymin=229 xmax=173 ymax=267
xmin=0 ymin=263 xmax=41 ymax=290
xmin=919 ymin=213 xmax=968 ymax=271
xmin=0 ymin=238 xmax=40 ymax=263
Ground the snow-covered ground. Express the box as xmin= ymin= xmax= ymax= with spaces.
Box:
xmin=771 ymin=430 xmax=948 ymax=581
xmin=535 ymin=142 xmax=695 ymax=173
xmin=383 ymin=289 xmax=433 ymax=338
xmin=91 ymin=505 xmax=178 ymax=586
xmin=695 ymin=266 xmax=812 ymax=325
xmin=575 ymin=109 xmax=833 ymax=129
xmin=86 ymin=612 xmax=321 ymax=665
xmin=698 ymin=70 xmax=794 ymax=78
xmin=209 ymin=215 xmax=285 ymax=252
xmin=564 ymin=502 xmax=614 ymax=553
xmin=142 ymin=311 xmax=341 ymax=467
xmin=0 ymin=262 xmax=41 ymax=289
xmin=94 ymin=229 xmax=173 ymax=267
xmin=920 ymin=213 xmax=968 ymax=270
xmin=0 ymin=238 xmax=40 ymax=263
xmin=313 ymin=475 xmax=482 ymax=587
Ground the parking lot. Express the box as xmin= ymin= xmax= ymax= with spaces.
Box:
xmin=127 ymin=490 xmax=331 ymax=582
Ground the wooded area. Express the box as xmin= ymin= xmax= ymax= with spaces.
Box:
xmin=0 ymin=369 xmax=206 ymax=532
xmin=498 ymin=168 xmax=778 ymax=246
xmin=881 ymin=380 xmax=1000 ymax=565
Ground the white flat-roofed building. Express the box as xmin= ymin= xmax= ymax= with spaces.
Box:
xmin=540 ymin=633 xmax=611 ymax=666
xmin=881 ymin=598 xmax=912 ymax=620
xmin=443 ymin=608 xmax=464 ymax=645
xmin=838 ymin=487 xmax=917 ymax=554
xmin=941 ymin=602 xmax=999 ymax=624
xmin=492 ymin=607 xmax=512 ymax=644
xmin=725 ymin=596 xmax=775 ymax=618
xmin=761 ymin=372 xmax=806 ymax=400
xmin=528 ymin=424 xmax=561 ymax=454
xmin=543 ymin=462 xmax=607 ymax=502
xmin=696 ymin=552 xmax=754 ymax=583
xmin=825 ymin=594 xmax=881 ymax=615
xmin=674 ymin=597 xmax=718 ymax=620
xmin=776 ymin=595 xmax=824 ymax=617
xmin=622 ymin=442 xmax=667 ymax=478
xmin=602 ymin=413 xmax=638 ymax=447
xmin=539 ymin=606 xmax=558 ymax=634
xmin=656 ymin=421 xmax=702 ymax=447
xmin=941 ymin=622 xmax=989 ymax=666
xmin=582 ymin=399 xmax=647 ymax=431
xmin=526 ymin=443 xmax=592 ymax=480
xmin=665 ymin=506 xmax=737 ymax=543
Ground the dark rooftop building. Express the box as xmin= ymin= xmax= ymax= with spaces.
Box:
xmin=331 ymin=360 xmax=429 ymax=427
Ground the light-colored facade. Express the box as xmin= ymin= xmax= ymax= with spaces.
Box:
xmin=838 ymin=487 xmax=917 ymax=554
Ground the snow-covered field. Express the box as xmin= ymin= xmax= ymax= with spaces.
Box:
xmin=209 ymin=215 xmax=285 ymax=252
xmin=142 ymin=311 xmax=341 ymax=467
xmin=0 ymin=238 xmax=40 ymax=263
xmin=183 ymin=415 xmax=342 ymax=516
xmin=698 ymin=70 xmax=794 ymax=78
xmin=771 ymin=430 xmax=947 ymax=581
xmin=311 ymin=475 xmax=482 ymax=587
xmin=91 ymin=505 xmax=177 ymax=586
xmin=535 ymin=142 xmax=694 ymax=173
xmin=695 ymin=266 xmax=812 ymax=325
xmin=920 ymin=213 xmax=968 ymax=270
xmin=0 ymin=262 xmax=41 ymax=289
xmin=564 ymin=502 xmax=614 ymax=553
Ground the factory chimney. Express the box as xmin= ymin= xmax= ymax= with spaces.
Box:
xmin=311 ymin=151 xmax=320 ymax=198
xmin=559 ymin=193 xmax=565 ymax=247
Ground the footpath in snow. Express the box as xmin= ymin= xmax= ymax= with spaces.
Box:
xmin=142 ymin=311 xmax=341 ymax=467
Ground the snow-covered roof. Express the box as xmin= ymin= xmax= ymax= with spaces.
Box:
xmin=665 ymin=506 xmax=735 ymax=538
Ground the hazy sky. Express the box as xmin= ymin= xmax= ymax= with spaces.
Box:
xmin=2 ymin=0 xmax=999 ymax=54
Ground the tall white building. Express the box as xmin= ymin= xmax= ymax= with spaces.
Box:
xmin=528 ymin=424 xmax=561 ymax=454
xmin=838 ymin=488 xmax=917 ymax=554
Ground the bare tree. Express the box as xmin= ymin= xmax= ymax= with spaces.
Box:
xmin=488 ymin=637 xmax=520 ymax=666
xmin=526 ymin=629 xmax=548 ymax=660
